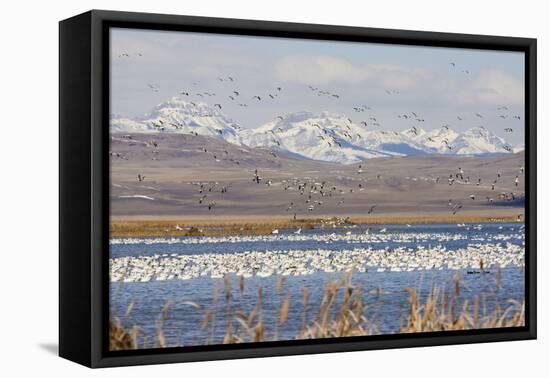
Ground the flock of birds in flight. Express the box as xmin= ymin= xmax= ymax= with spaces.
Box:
xmin=181 ymin=163 xmax=524 ymax=218
xmin=113 ymin=51 xmax=525 ymax=218
xmin=114 ymin=130 xmax=524 ymax=220
xmin=118 ymin=50 xmax=522 ymax=146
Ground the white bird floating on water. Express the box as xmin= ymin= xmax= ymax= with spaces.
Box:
xmin=110 ymin=240 xmax=524 ymax=282
xmin=111 ymin=229 xmax=524 ymax=246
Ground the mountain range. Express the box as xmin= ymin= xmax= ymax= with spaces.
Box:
xmin=110 ymin=97 xmax=522 ymax=164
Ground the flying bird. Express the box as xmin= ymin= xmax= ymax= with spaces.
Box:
xmin=208 ymin=201 xmax=216 ymax=211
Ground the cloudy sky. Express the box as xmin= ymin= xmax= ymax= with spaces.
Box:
xmin=110 ymin=27 xmax=525 ymax=144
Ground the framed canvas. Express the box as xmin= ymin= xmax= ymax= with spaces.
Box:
xmin=59 ymin=10 xmax=537 ymax=368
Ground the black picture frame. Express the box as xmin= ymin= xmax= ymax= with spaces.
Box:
xmin=59 ymin=9 xmax=537 ymax=368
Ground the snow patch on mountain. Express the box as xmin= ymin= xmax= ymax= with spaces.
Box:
xmin=513 ymin=144 xmax=525 ymax=153
xmin=242 ymin=112 xmax=516 ymax=163
xmin=451 ymin=127 xmax=511 ymax=155
xmin=110 ymin=97 xmax=244 ymax=145
xmin=241 ymin=111 xmax=399 ymax=163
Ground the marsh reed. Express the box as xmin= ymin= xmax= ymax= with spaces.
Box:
xmin=109 ymin=271 xmax=524 ymax=350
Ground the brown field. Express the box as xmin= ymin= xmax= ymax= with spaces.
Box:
xmin=110 ymin=210 xmax=522 ymax=237
xmin=109 ymin=133 xmax=525 ymax=237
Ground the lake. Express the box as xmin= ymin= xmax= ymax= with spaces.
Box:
xmin=109 ymin=222 xmax=525 ymax=347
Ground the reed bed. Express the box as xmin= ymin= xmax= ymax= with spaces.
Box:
xmin=110 ymin=272 xmax=524 ymax=350
xmin=110 ymin=219 xmax=319 ymax=237
xmin=400 ymin=275 xmax=524 ymax=332
xmin=110 ymin=214 xmax=521 ymax=237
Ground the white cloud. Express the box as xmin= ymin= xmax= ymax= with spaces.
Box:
xmin=456 ymin=69 xmax=524 ymax=105
xmin=275 ymin=54 xmax=370 ymax=84
xmin=274 ymin=54 xmax=429 ymax=90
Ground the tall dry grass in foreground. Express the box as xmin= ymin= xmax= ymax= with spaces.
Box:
xmin=400 ymin=275 xmax=524 ymax=332
xmin=109 ymin=273 xmax=524 ymax=351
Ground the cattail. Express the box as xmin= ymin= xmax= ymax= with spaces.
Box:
xmin=276 ymin=276 xmax=286 ymax=292
xmin=239 ymin=274 xmax=244 ymax=293
xmin=201 ymin=309 xmax=213 ymax=330
xmin=454 ymin=273 xmax=461 ymax=296
xmin=124 ymin=302 xmax=135 ymax=317
xmin=473 ymin=296 xmax=479 ymax=327
xmin=224 ymin=275 xmax=232 ymax=301
xmin=352 ymin=286 xmax=363 ymax=315
xmin=213 ymin=282 xmax=219 ymax=304
xmin=109 ymin=317 xmax=137 ymax=350
xmin=258 ymin=287 xmax=263 ymax=307
xmin=130 ymin=326 xmax=139 ymax=348
xmin=247 ymin=308 xmax=257 ymax=328
xmin=156 ymin=301 xmax=171 ymax=348
xmin=156 ymin=328 xmax=166 ymax=348
xmin=253 ymin=322 xmax=264 ymax=342
xmin=404 ymin=288 xmax=418 ymax=330
xmin=279 ymin=295 xmax=290 ymax=325
xmin=422 ymin=294 xmax=435 ymax=325
xmin=109 ymin=270 xmax=524 ymax=347
xmin=459 ymin=299 xmax=469 ymax=329
xmin=448 ymin=297 xmax=456 ymax=324
xmin=300 ymin=288 xmax=309 ymax=337
xmin=495 ymin=266 xmax=502 ymax=289
xmin=257 ymin=287 xmax=264 ymax=324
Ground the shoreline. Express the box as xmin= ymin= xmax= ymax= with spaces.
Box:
xmin=110 ymin=210 xmax=523 ymax=237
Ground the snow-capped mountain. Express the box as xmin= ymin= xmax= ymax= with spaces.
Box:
xmin=409 ymin=127 xmax=460 ymax=154
xmin=241 ymin=112 xmax=515 ymax=163
xmin=110 ymin=97 xmax=244 ymax=145
xmin=513 ymin=144 xmax=525 ymax=153
xmin=451 ymin=127 xmax=512 ymax=155
xmin=241 ymin=111 xmax=397 ymax=163
xmin=111 ymin=101 xmax=518 ymax=164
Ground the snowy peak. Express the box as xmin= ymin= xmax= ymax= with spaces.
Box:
xmin=243 ymin=112 xmax=431 ymax=163
xmin=111 ymin=103 xmax=518 ymax=164
xmin=401 ymin=126 xmax=427 ymax=140
xmin=417 ymin=127 xmax=460 ymax=153
xmin=244 ymin=112 xmax=517 ymax=163
xmin=452 ymin=126 xmax=511 ymax=155
xmin=513 ymin=144 xmax=525 ymax=153
xmin=242 ymin=112 xmax=393 ymax=163
xmin=110 ymin=97 xmax=243 ymax=145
